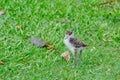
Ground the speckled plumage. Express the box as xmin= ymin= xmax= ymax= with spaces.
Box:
xmin=70 ymin=38 xmax=87 ymax=48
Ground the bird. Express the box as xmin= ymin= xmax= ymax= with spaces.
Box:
xmin=64 ymin=30 xmax=87 ymax=68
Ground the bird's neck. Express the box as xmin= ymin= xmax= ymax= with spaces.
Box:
xmin=64 ymin=35 xmax=74 ymax=40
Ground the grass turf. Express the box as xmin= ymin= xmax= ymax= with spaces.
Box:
xmin=0 ymin=0 xmax=120 ymax=80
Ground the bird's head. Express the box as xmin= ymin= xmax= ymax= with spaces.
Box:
xmin=65 ymin=30 xmax=74 ymax=39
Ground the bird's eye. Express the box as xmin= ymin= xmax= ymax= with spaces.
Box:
xmin=69 ymin=32 xmax=72 ymax=35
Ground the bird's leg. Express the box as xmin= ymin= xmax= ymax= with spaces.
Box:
xmin=78 ymin=50 xmax=82 ymax=64
xmin=72 ymin=49 xmax=77 ymax=68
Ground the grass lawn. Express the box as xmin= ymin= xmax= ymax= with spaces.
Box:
xmin=0 ymin=0 xmax=120 ymax=80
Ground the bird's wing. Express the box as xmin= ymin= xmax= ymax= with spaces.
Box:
xmin=70 ymin=38 xmax=87 ymax=48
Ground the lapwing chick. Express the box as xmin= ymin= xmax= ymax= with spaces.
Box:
xmin=64 ymin=30 xmax=87 ymax=68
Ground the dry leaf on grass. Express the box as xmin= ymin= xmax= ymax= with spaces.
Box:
xmin=16 ymin=26 xmax=22 ymax=29
xmin=97 ymin=0 xmax=115 ymax=6
xmin=45 ymin=43 xmax=56 ymax=50
xmin=0 ymin=10 xmax=4 ymax=15
xmin=102 ymin=38 xmax=112 ymax=42
xmin=0 ymin=60 xmax=5 ymax=65
xmin=61 ymin=51 xmax=70 ymax=61
xmin=102 ymin=32 xmax=112 ymax=42
xmin=100 ymin=23 xmax=108 ymax=28
xmin=58 ymin=10 xmax=63 ymax=14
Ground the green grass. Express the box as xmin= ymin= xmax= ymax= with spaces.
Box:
xmin=0 ymin=0 xmax=120 ymax=80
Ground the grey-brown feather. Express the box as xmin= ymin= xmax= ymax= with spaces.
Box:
xmin=70 ymin=38 xmax=87 ymax=48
